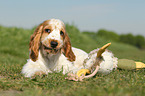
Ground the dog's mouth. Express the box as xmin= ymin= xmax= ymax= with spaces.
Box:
xmin=43 ymin=45 xmax=53 ymax=50
xmin=42 ymin=44 xmax=60 ymax=54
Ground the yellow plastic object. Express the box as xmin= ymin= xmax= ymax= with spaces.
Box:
xmin=76 ymin=43 xmax=111 ymax=77
xmin=135 ymin=62 xmax=145 ymax=70
xmin=97 ymin=43 xmax=111 ymax=58
xmin=76 ymin=69 xmax=90 ymax=77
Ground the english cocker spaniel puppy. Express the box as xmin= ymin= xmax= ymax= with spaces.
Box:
xmin=22 ymin=19 xmax=117 ymax=78
xmin=22 ymin=19 xmax=90 ymax=77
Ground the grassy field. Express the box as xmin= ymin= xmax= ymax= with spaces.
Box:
xmin=0 ymin=25 xmax=145 ymax=96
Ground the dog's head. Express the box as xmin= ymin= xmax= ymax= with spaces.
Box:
xmin=29 ymin=19 xmax=76 ymax=62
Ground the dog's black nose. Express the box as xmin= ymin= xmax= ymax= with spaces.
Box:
xmin=50 ymin=41 xmax=58 ymax=48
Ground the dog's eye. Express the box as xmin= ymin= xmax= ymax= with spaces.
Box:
xmin=45 ymin=29 xmax=51 ymax=33
xmin=60 ymin=31 xmax=64 ymax=36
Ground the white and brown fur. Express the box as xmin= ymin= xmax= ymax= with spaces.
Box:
xmin=22 ymin=19 xmax=89 ymax=77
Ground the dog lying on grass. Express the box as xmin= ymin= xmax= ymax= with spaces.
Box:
xmin=22 ymin=19 xmax=118 ymax=79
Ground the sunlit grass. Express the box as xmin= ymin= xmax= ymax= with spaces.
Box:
xmin=0 ymin=25 xmax=145 ymax=96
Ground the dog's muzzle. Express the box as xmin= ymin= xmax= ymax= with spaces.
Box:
xmin=50 ymin=41 xmax=58 ymax=48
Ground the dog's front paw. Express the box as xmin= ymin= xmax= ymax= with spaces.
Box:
xmin=31 ymin=71 xmax=47 ymax=79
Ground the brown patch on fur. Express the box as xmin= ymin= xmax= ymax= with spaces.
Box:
xmin=40 ymin=32 xmax=50 ymax=42
xmin=29 ymin=24 xmax=43 ymax=61
xmin=62 ymin=33 xmax=76 ymax=62
xmin=43 ymin=25 xmax=53 ymax=32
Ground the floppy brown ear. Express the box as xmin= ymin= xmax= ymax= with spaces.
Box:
xmin=29 ymin=24 xmax=43 ymax=61
xmin=62 ymin=33 xmax=76 ymax=62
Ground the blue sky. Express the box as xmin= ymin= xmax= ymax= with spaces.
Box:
xmin=0 ymin=0 xmax=145 ymax=36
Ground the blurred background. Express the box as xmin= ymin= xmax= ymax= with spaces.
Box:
xmin=0 ymin=0 xmax=145 ymax=36
xmin=0 ymin=0 xmax=145 ymax=50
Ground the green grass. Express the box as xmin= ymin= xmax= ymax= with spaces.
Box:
xmin=0 ymin=25 xmax=145 ymax=96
